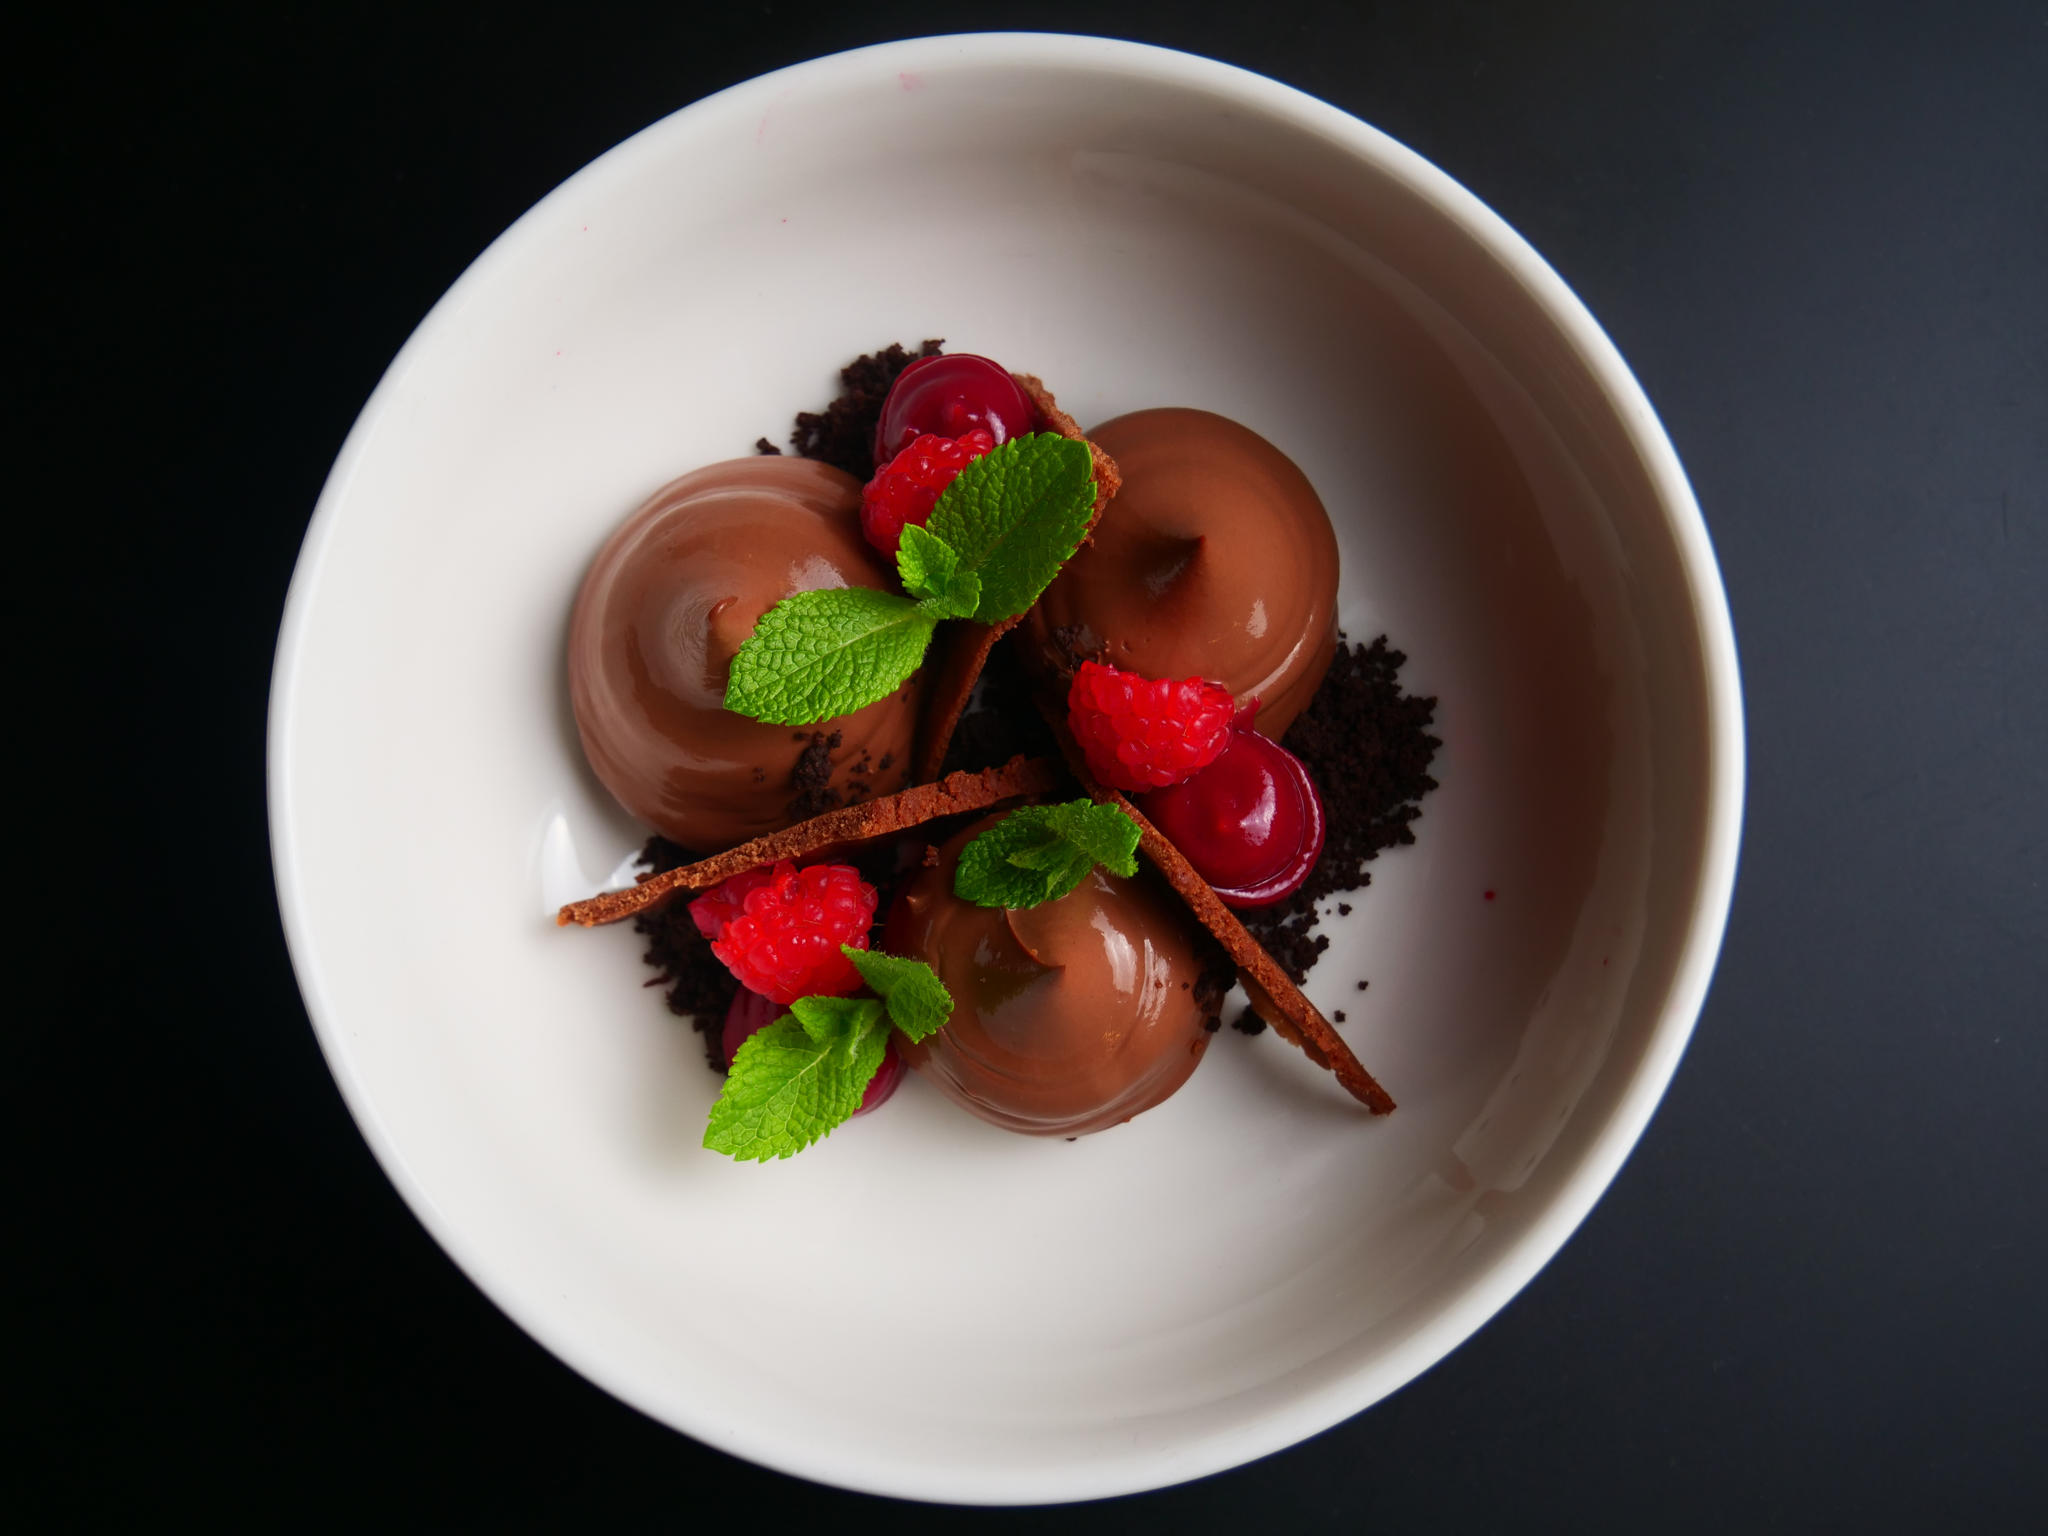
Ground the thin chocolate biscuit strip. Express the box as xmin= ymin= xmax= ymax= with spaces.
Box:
xmin=910 ymin=374 xmax=1122 ymax=784
xmin=558 ymin=755 xmax=1061 ymax=928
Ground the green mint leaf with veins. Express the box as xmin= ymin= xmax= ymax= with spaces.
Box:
xmin=720 ymin=434 xmax=1096 ymax=726
xmin=722 ymin=586 xmax=936 ymax=726
xmin=925 ymin=434 xmax=1096 ymax=624
xmin=787 ymin=994 xmax=888 ymax=1043
xmin=897 ymin=521 xmax=981 ymax=621
xmin=841 ymin=946 xmax=954 ymax=1042
xmin=952 ymin=799 xmax=1144 ymax=909
xmin=895 ymin=523 xmax=958 ymax=601
xmin=703 ymin=997 xmax=889 ymax=1161
xmin=1037 ymin=799 xmax=1142 ymax=877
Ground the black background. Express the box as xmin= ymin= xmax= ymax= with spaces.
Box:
xmin=23 ymin=1 xmax=2046 ymax=1528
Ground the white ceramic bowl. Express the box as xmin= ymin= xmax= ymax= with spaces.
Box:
xmin=269 ymin=34 xmax=1742 ymax=1504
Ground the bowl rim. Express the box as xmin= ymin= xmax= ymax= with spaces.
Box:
xmin=267 ymin=31 xmax=1746 ymax=1505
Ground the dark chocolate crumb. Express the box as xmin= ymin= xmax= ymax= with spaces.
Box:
xmin=787 ymin=729 xmax=844 ymax=821
xmin=1042 ymin=623 xmax=1101 ymax=681
xmin=788 ymin=339 xmax=943 ymax=481
xmin=754 ymin=437 xmax=782 ymax=455
xmin=1337 ymin=903 xmax=1352 ymax=916
xmin=1230 ymin=1007 xmax=1268 ymax=1037
xmin=1189 ymin=933 xmax=1237 ymax=1034
xmin=1237 ymin=637 xmax=1440 ymax=984
xmin=1334 ymin=1010 xmax=1347 ymax=1023
xmin=937 ymin=635 xmax=1062 ymax=775
xmin=632 ymin=836 xmax=739 ymax=1069
xmin=1356 ymin=979 xmax=1370 ymax=991
xmin=877 ymin=752 xmax=894 ymax=772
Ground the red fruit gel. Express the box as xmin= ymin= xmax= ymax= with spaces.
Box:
xmin=720 ymin=986 xmax=903 ymax=1116
xmin=1136 ymin=727 xmax=1326 ymax=908
xmin=874 ymin=353 xmax=1036 ymax=461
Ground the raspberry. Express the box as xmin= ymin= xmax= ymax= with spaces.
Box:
xmin=1066 ymin=661 xmax=1237 ymax=791
xmin=688 ymin=861 xmax=878 ymax=1005
xmin=687 ymin=865 xmax=776 ymax=942
xmin=860 ymin=429 xmax=995 ymax=556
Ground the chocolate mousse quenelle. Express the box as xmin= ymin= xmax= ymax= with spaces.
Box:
xmin=887 ymin=814 xmax=1230 ymax=1137
xmin=558 ymin=342 xmax=1436 ymax=1161
xmin=1020 ymin=407 xmax=1340 ymax=735
xmin=568 ymin=456 xmax=919 ymax=852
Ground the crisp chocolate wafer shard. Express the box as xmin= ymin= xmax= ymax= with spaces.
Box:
xmin=1013 ymin=372 xmax=1123 ymax=514
xmin=910 ymin=374 xmax=1123 ymax=784
xmin=557 ymin=755 xmax=1062 ymax=928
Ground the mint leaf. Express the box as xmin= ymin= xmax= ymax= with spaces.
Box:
xmin=723 ymin=586 xmax=936 ymax=726
xmin=917 ymin=573 xmax=981 ymax=622
xmin=952 ymin=799 xmax=1144 ymax=909
xmin=719 ymin=435 xmax=1095 ymax=728
xmin=898 ymin=526 xmax=981 ymax=620
xmin=703 ymin=1000 xmax=889 ymax=1161
xmin=1038 ymin=799 xmax=1142 ymax=878
xmin=926 ymin=434 xmax=1096 ymax=624
xmin=1002 ymin=835 xmax=1082 ymax=873
xmin=895 ymin=523 xmax=958 ymax=601
xmin=841 ymin=945 xmax=954 ymax=1042
xmin=788 ymin=994 xmax=887 ymax=1043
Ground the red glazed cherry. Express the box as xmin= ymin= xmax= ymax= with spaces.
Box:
xmin=875 ymin=353 xmax=1036 ymax=461
xmin=720 ymin=986 xmax=903 ymax=1116
xmin=1136 ymin=727 xmax=1326 ymax=908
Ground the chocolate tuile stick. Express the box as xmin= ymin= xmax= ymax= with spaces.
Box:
xmin=910 ymin=374 xmax=1121 ymax=784
xmin=557 ymin=755 xmax=1060 ymax=928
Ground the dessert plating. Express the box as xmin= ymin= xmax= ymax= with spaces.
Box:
xmin=560 ymin=342 xmax=1438 ymax=1158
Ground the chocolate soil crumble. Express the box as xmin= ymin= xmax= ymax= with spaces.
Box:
xmin=783 ymin=339 xmax=943 ymax=480
xmin=633 ymin=836 xmax=737 ymax=1069
xmin=1241 ymin=635 xmax=1441 ymax=986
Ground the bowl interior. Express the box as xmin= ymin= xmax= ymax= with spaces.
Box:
xmin=271 ymin=37 xmax=1735 ymax=1504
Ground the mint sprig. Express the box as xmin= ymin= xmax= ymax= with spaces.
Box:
xmin=894 ymin=522 xmax=981 ymax=618
xmin=925 ymin=433 xmax=1096 ymax=623
xmin=702 ymin=951 xmax=956 ymax=1161
xmin=952 ymin=799 xmax=1143 ymax=910
xmin=722 ymin=434 xmax=1096 ymax=726
xmin=841 ymin=944 xmax=953 ymax=1041
xmin=720 ymin=587 xmax=937 ymax=728
xmin=703 ymin=998 xmax=888 ymax=1161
